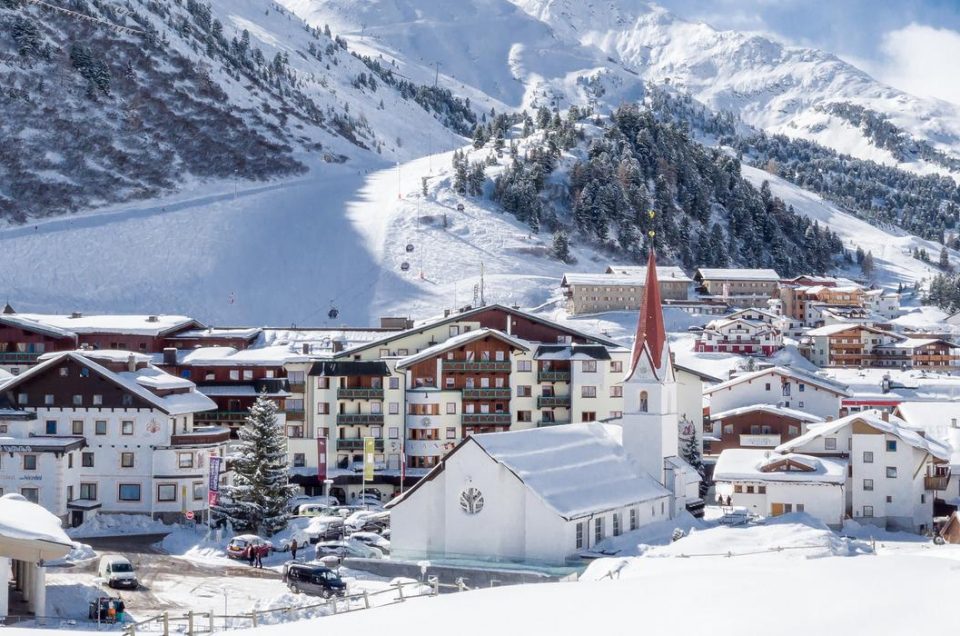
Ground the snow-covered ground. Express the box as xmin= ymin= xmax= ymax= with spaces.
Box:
xmin=67 ymin=514 xmax=175 ymax=540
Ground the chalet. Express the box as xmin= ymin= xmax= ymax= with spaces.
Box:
xmin=802 ymin=324 xmax=903 ymax=368
xmin=694 ymin=268 xmax=780 ymax=305
xmin=694 ymin=317 xmax=782 ymax=356
xmin=706 ymin=404 xmax=824 ymax=455
xmin=704 ymin=366 xmax=850 ymax=421
xmin=561 ymin=266 xmax=692 ymax=315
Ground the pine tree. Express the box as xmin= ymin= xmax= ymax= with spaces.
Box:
xmin=861 ymin=250 xmax=876 ymax=279
xmin=940 ymin=246 xmax=951 ymax=271
xmin=213 ymin=395 xmax=296 ymax=536
xmin=552 ymin=228 xmax=570 ymax=263
xmin=680 ymin=428 xmax=707 ymax=498
xmin=472 ymin=124 xmax=487 ymax=150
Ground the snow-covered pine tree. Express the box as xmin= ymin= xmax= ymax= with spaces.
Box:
xmin=680 ymin=428 xmax=708 ymax=498
xmin=213 ymin=394 xmax=296 ymax=536
xmin=552 ymin=228 xmax=571 ymax=262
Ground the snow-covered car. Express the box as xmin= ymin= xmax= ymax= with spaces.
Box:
xmin=278 ymin=516 xmax=345 ymax=549
xmin=314 ymin=540 xmax=383 ymax=561
xmin=348 ymin=532 xmax=391 ymax=555
xmin=345 ymin=510 xmax=390 ymax=533
xmin=226 ymin=535 xmax=274 ymax=559
xmin=287 ymin=495 xmax=339 ymax=514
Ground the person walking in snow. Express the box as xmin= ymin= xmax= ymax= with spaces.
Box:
xmin=290 ymin=538 xmax=299 ymax=561
xmin=245 ymin=545 xmax=255 ymax=567
xmin=255 ymin=543 xmax=267 ymax=568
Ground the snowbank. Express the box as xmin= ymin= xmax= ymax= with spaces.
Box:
xmin=68 ymin=514 xmax=174 ymax=539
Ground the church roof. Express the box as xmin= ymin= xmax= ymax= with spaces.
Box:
xmin=625 ymin=249 xmax=668 ymax=381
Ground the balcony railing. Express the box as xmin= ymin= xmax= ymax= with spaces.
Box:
xmin=462 ymin=413 xmax=511 ymax=426
xmin=739 ymin=434 xmax=782 ymax=447
xmin=538 ymin=371 xmax=571 ymax=383
xmin=337 ymin=387 xmax=384 ymax=400
xmin=462 ymin=388 xmax=512 ymax=400
xmin=336 ymin=413 xmax=385 ymax=425
xmin=0 ymin=351 xmax=43 ymax=364
xmin=442 ymin=360 xmax=511 ymax=372
xmin=171 ymin=427 xmax=231 ymax=446
xmin=197 ymin=410 xmax=249 ymax=423
xmin=336 ymin=438 xmax=385 ymax=451
xmin=924 ymin=475 xmax=950 ymax=491
xmin=285 ymin=408 xmax=305 ymax=421
xmin=537 ymin=395 xmax=571 ymax=408
xmin=537 ymin=419 xmax=570 ymax=427
xmin=287 ymin=382 xmax=306 ymax=393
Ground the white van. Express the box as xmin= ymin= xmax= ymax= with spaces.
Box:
xmin=97 ymin=555 xmax=138 ymax=589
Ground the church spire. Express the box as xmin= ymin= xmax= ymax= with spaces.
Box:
xmin=625 ymin=248 xmax=668 ymax=381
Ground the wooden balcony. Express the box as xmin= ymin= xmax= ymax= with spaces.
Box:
xmin=287 ymin=382 xmax=306 ymax=393
xmin=739 ymin=434 xmax=782 ymax=448
xmin=538 ymin=371 xmax=571 ymax=383
xmin=337 ymin=387 xmax=384 ymax=400
xmin=336 ymin=438 xmax=385 ymax=451
xmin=336 ymin=413 xmax=384 ymax=425
xmin=462 ymin=388 xmax=512 ymax=400
xmin=442 ymin=360 xmax=511 ymax=373
xmin=537 ymin=395 xmax=571 ymax=408
xmin=171 ymin=426 xmax=231 ymax=446
xmin=285 ymin=408 xmax=305 ymax=421
xmin=462 ymin=413 xmax=511 ymax=426
xmin=0 ymin=351 xmax=43 ymax=364
xmin=197 ymin=410 xmax=249 ymax=424
xmin=924 ymin=475 xmax=950 ymax=491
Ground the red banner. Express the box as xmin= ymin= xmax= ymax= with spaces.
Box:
xmin=208 ymin=490 xmax=219 ymax=506
xmin=317 ymin=437 xmax=327 ymax=481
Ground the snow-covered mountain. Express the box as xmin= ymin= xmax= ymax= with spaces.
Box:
xmin=511 ymin=0 xmax=960 ymax=177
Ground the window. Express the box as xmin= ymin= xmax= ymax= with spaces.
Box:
xmin=799 ymin=383 xmax=805 ymax=393
xmin=796 ymin=504 xmax=805 ymax=512
xmin=82 ymin=452 xmax=94 ymax=468
xmin=734 ymin=485 xmax=743 ymax=493
xmin=389 ymin=402 xmax=400 ymax=415
xmin=863 ymin=479 xmax=874 ymax=491
xmin=758 ymin=486 xmax=767 ymax=494
xmin=517 ymin=360 xmax=532 ymax=372
xmin=72 ymin=420 xmax=84 ymax=435
xmin=862 ymin=505 xmax=874 ymax=518
xmin=317 ymin=402 xmax=329 ymax=415
xmin=293 ymin=453 xmax=306 ymax=468
xmin=765 ymin=383 xmax=771 ymax=391
xmin=782 ymin=383 xmax=791 ymax=396
xmin=95 ymin=420 xmax=107 ymax=435
xmin=582 ymin=360 xmax=597 ymax=373
xmin=20 ymin=488 xmax=38 ymax=504
xmin=157 ymin=484 xmax=177 ymax=502
xmin=612 ymin=512 xmax=622 ymax=537
xmin=45 ymin=420 xmax=57 ymax=435
xmin=80 ymin=367 xmax=89 ymax=377
xmin=863 ymin=451 xmax=874 ymax=463
xmin=371 ymin=402 xmax=382 ymax=414
xmin=517 ymin=385 xmax=532 ymax=397
xmin=178 ymin=453 xmax=194 ymax=469
xmin=581 ymin=386 xmax=596 ymax=398
xmin=746 ymin=485 xmax=755 ymax=494
xmin=629 ymin=508 xmax=638 ymax=531
xmin=446 ymin=402 xmax=457 ymax=415
xmin=594 ymin=517 xmax=604 ymax=543
xmin=824 ymin=438 xmax=837 ymax=450
xmin=449 ymin=326 xmax=460 ymax=337
xmin=72 ymin=394 xmax=83 ymax=406
xmin=798 ymin=401 xmax=804 ymax=408
xmin=121 ymin=394 xmax=133 ymax=406
xmin=581 ymin=412 xmax=596 ymax=422
xmin=389 ymin=377 xmax=400 ymax=390
xmin=17 ymin=393 xmax=27 ymax=405
xmin=886 ymin=466 xmax=897 ymax=479
xmin=229 ymin=370 xmax=240 ymax=381
xmin=886 ymin=495 xmax=893 ymax=503
xmin=193 ymin=482 xmax=205 ymax=501
xmin=92 ymin=394 xmax=102 ymax=406
xmin=788 ymin=425 xmax=799 ymax=437
xmin=446 ymin=427 xmax=457 ymax=439
xmin=576 ymin=522 xmax=584 ymax=549
xmin=121 ymin=421 xmax=134 ymax=435
xmin=243 ymin=370 xmax=254 ymax=381
xmin=495 ymin=350 xmax=505 ymax=362
xmin=121 ymin=452 xmax=135 ymax=468
xmin=921 ymin=493 xmax=926 ymax=504
xmin=518 ymin=410 xmax=532 ymax=422
xmin=60 ymin=367 xmax=69 ymax=377
xmin=44 ymin=394 xmax=54 ymax=406
xmin=610 ymin=386 xmax=623 ymax=398
xmin=23 ymin=455 xmax=37 ymax=470
xmin=388 ymin=427 xmax=400 ymax=439
xmin=118 ymin=484 xmax=142 ymax=502
xmin=610 ymin=361 xmax=623 ymax=373
xmin=639 ymin=391 xmax=648 ymax=412
xmin=80 ymin=483 xmax=97 ymax=500
xmin=886 ymin=440 xmax=897 ymax=452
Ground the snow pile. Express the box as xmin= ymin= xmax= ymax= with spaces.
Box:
xmin=587 ymin=511 xmax=706 ymax=559
xmin=68 ymin=514 xmax=174 ymax=539
xmin=249 ymin=593 xmax=333 ymax=624
xmin=0 ymin=493 xmax=73 ymax=555
xmin=47 ymin=542 xmax=97 ymax=567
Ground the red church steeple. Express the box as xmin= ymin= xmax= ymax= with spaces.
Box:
xmin=625 ymin=248 xmax=669 ymax=381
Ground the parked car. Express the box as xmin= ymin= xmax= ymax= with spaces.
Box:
xmin=287 ymin=495 xmax=339 ymax=514
xmin=314 ymin=540 xmax=383 ymax=562
xmin=345 ymin=510 xmax=390 ymax=533
xmin=282 ymin=563 xmax=346 ymax=598
xmin=348 ymin=532 xmax=391 ymax=556
xmin=226 ymin=535 xmax=274 ymax=559
xmin=278 ymin=516 xmax=345 ymax=549
xmin=97 ymin=555 xmax=138 ymax=589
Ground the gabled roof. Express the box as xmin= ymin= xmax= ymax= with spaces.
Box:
xmin=625 ymin=250 xmax=669 ymax=382
xmin=1 ymin=352 xmax=215 ymax=416
xmin=696 ymin=268 xmax=781 ymax=282
xmin=805 ymin=324 xmax=897 ymax=338
xmin=714 ymin=449 xmax=846 ymax=484
xmin=703 ymin=366 xmax=850 ymax=397
xmin=776 ymin=410 xmax=951 ymax=461
xmin=395 ymin=328 xmax=530 ymax=370
xmin=534 ymin=344 xmax=613 ymax=361
xmin=710 ymin=404 xmax=825 ymax=423
xmin=0 ymin=314 xmax=77 ymax=340
xmin=15 ymin=313 xmax=201 ymax=336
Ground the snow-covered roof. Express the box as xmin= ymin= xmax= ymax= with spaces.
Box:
xmin=168 ymin=327 xmax=262 ymax=340
xmin=169 ymin=345 xmax=302 ymax=366
xmin=805 ymin=324 xmax=893 ymax=337
xmin=829 ymin=368 xmax=960 ymax=403
xmin=893 ymin=402 xmax=960 ymax=469
xmin=776 ymin=410 xmax=951 ymax=461
xmin=566 ymin=266 xmax=692 ymax=285
xmin=39 ymin=349 xmax=153 ymax=364
xmin=710 ymin=404 xmax=825 ymax=423
xmin=199 ymin=385 xmax=290 ymax=397
xmin=16 ymin=313 xmax=197 ymax=336
xmin=714 ymin=449 xmax=847 ymax=484
xmin=0 ymin=493 xmax=73 ymax=561
xmin=470 ymin=423 xmax=670 ymax=520
xmin=704 ymin=366 xmax=850 ymax=396
xmin=696 ymin=268 xmax=781 ymax=282
xmin=534 ymin=344 xmax=617 ymax=361
xmin=395 ymin=328 xmax=530 ymax=370
xmin=0 ymin=314 xmax=76 ymax=339
xmin=876 ymin=338 xmax=954 ymax=350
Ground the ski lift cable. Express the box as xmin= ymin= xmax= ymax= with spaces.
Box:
xmin=26 ymin=0 xmax=147 ymax=35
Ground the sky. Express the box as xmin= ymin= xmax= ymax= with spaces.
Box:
xmin=656 ymin=0 xmax=960 ymax=106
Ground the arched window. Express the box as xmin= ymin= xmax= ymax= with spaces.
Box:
xmin=639 ymin=391 xmax=648 ymax=413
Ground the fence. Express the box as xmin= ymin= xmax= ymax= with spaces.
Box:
xmin=122 ymin=577 xmax=464 ymax=636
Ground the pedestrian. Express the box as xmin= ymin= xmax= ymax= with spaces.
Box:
xmin=246 ymin=544 xmax=255 ymax=567
xmin=290 ymin=538 xmax=298 ymax=561
xmin=726 ymin=495 xmax=732 ymax=507
xmin=255 ymin=543 xmax=266 ymax=569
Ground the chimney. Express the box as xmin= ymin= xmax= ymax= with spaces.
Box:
xmin=332 ymin=340 xmax=344 ymax=353
xmin=127 ymin=353 xmax=137 ymax=373
xmin=70 ymin=311 xmax=82 ymax=319
xmin=163 ymin=347 xmax=178 ymax=366
xmin=301 ymin=343 xmax=310 ymax=355
xmin=146 ymin=315 xmax=159 ymax=323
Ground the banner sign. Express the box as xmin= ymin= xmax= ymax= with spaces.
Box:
xmin=363 ymin=437 xmax=375 ymax=481
xmin=208 ymin=455 xmax=222 ymax=492
xmin=317 ymin=437 xmax=327 ymax=481
xmin=208 ymin=490 xmax=219 ymax=506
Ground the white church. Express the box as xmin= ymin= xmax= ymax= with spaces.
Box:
xmin=388 ymin=251 xmax=702 ymax=566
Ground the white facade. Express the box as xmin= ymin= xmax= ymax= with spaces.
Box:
xmin=705 ymin=367 xmax=847 ymax=421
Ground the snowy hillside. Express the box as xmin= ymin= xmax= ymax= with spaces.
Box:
xmin=512 ymin=0 xmax=960 ymax=177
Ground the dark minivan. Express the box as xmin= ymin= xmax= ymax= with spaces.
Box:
xmin=282 ymin=563 xmax=347 ymax=598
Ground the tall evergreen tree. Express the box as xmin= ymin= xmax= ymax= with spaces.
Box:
xmin=213 ymin=395 xmax=296 ymax=535
xmin=680 ymin=428 xmax=707 ymax=498
xmin=552 ymin=228 xmax=571 ymax=263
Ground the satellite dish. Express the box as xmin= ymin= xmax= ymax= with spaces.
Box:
xmin=400 ymin=261 xmax=411 ymax=271
xmin=405 ymin=243 xmax=415 ymax=253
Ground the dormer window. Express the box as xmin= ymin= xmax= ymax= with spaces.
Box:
xmin=640 ymin=391 xmax=649 ymax=413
